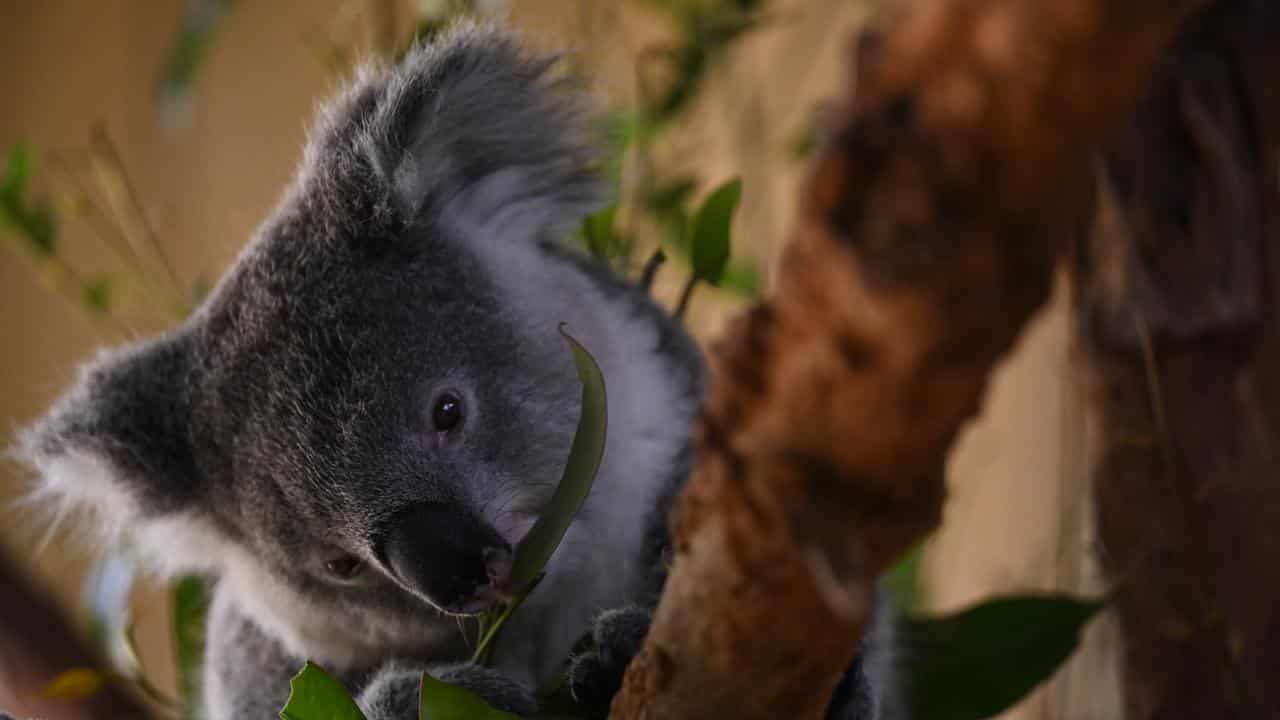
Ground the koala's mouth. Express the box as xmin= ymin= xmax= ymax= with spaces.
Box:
xmin=494 ymin=511 xmax=538 ymax=548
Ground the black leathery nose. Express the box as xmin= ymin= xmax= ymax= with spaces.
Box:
xmin=377 ymin=502 xmax=511 ymax=608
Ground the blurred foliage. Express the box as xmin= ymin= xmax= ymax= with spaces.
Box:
xmin=158 ymin=0 xmax=236 ymax=113
xmin=901 ymin=595 xmax=1105 ymax=720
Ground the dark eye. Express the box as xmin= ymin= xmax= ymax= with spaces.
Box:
xmin=324 ymin=555 xmax=364 ymax=580
xmin=432 ymin=393 xmax=463 ymax=432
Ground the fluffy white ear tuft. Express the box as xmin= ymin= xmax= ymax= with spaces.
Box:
xmin=14 ymin=332 xmax=224 ymax=576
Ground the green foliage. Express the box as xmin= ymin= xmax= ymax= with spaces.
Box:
xmin=689 ymin=178 xmax=741 ymax=285
xmin=901 ymin=594 xmax=1104 ymax=720
xmin=279 ymin=662 xmax=367 ymax=720
xmin=173 ymin=575 xmax=212 ymax=719
xmin=581 ymin=204 xmax=625 ymax=263
xmin=471 ymin=326 xmax=608 ymax=665
xmin=1 ymin=145 xmax=58 ymax=256
xmin=418 ymin=672 xmax=520 ymax=720
xmin=158 ymin=0 xmax=236 ymax=103
xmin=884 ymin=540 xmax=925 ymax=614
xmin=637 ymin=0 xmax=769 ymax=126
xmin=509 ymin=326 xmax=608 ymax=591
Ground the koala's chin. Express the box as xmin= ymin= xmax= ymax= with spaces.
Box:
xmin=19 ymin=20 xmax=706 ymax=720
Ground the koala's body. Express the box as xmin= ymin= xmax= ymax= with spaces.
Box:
xmin=20 ymin=23 xmax=888 ymax=720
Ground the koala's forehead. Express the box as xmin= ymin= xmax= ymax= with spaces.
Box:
xmin=188 ymin=221 xmax=522 ymax=437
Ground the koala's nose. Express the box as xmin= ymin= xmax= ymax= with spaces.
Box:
xmin=377 ymin=502 xmax=512 ymax=615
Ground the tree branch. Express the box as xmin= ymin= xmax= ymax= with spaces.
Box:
xmin=611 ymin=0 xmax=1204 ymax=717
xmin=0 ymin=552 xmax=152 ymax=719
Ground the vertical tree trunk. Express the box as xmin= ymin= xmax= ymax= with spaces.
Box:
xmin=1080 ymin=1 xmax=1280 ymax=717
xmin=612 ymin=0 xmax=1204 ymax=717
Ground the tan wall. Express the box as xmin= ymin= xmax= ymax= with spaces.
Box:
xmin=0 ymin=2 xmax=1118 ymax=717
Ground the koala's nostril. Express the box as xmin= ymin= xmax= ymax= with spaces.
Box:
xmin=483 ymin=545 xmax=513 ymax=588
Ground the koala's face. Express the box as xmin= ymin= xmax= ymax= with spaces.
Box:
xmin=20 ymin=24 xmax=601 ymax=651
xmin=192 ymin=218 xmax=578 ymax=619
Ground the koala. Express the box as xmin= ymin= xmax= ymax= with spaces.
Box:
xmin=17 ymin=21 xmax=890 ymax=720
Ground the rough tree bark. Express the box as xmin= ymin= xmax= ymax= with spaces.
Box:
xmin=1080 ymin=0 xmax=1280 ymax=717
xmin=611 ymin=0 xmax=1204 ymax=717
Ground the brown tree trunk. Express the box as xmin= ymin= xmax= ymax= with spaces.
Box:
xmin=611 ymin=0 xmax=1204 ymax=717
xmin=1079 ymin=1 xmax=1280 ymax=717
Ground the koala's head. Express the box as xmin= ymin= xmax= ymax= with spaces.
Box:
xmin=19 ymin=23 xmax=601 ymax=655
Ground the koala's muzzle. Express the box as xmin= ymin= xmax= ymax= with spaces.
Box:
xmin=378 ymin=502 xmax=513 ymax=615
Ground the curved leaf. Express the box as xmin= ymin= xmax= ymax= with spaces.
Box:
xmin=173 ymin=575 xmax=211 ymax=719
xmin=418 ymin=672 xmax=519 ymax=720
xmin=689 ymin=177 xmax=741 ymax=285
xmin=903 ymin=594 xmax=1105 ymax=720
xmin=279 ymin=662 xmax=366 ymax=720
xmin=42 ymin=668 xmax=107 ymax=700
xmin=508 ymin=325 xmax=608 ymax=592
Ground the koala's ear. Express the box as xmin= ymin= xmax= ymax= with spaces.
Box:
xmin=356 ymin=22 xmax=604 ymax=241
xmin=18 ymin=333 xmax=202 ymax=555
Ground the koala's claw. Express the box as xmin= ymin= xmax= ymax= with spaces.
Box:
xmin=567 ymin=605 xmax=654 ymax=719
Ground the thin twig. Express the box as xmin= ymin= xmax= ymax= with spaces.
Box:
xmin=674 ymin=275 xmax=698 ymax=319
xmin=640 ymin=248 xmax=666 ymax=292
xmin=87 ymin=127 xmax=187 ymax=310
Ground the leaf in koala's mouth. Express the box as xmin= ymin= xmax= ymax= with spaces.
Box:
xmin=469 ymin=325 xmax=607 ymax=665
xmin=508 ymin=324 xmax=608 ymax=592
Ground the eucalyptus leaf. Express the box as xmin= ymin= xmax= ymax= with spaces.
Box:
xmin=418 ymin=672 xmax=520 ymax=720
xmin=903 ymin=594 xmax=1104 ymax=720
xmin=42 ymin=668 xmax=108 ymax=700
xmin=883 ymin=541 xmax=925 ymax=614
xmin=279 ymin=662 xmax=366 ymax=720
xmin=507 ymin=326 xmax=607 ymax=592
xmin=582 ymin=204 xmax=619 ymax=260
xmin=689 ymin=178 xmax=741 ymax=285
xmin=83 ymin=277 xmax=112 ymax=313
xmin=173 ymin=575 xmax=211 ymax=719
xmin=2 ymin=145 xmax=30 ymax=200
xmin=158 ymin=0 xmax=234 ymax=101
xmin=1 ymin=145 xmax=57 ymax=255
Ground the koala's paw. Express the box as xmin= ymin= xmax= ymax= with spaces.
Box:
xmin=358 ymin=663 xmax=537 ymax=719
xmin=567 ymin=605 xmax=653 ymax=719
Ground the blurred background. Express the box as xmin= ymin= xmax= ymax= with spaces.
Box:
xmin=0 ymin=1 xmax=1117 ymax=717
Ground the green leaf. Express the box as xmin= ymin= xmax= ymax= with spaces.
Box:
xmin=689 ymin=178 xmax=741 ymax=285
xmin=2 ymin=145 xmax=30 ymax=200
xmin=717 ymin=259 xmax=761 ymax=299
xmin=883 ymin=540 xmax=925 ymax=614
xmin=903 ymin=594 xmax=1105 ymax=720
xmin=418 ymin=672 xmax=519 ymax=720
xmin=42 ymin=668 xmax=108 ymax=700
xmin=83 ymin=277 xmax=112 ymax=313
xmin=509 ymin=326 xmax=608 ymax=592
xmin=582 ymin=204 xmax=619 ymax=260
xmin=173 ymin=575 xmax=211 ymax=719
xmin=279 ymin=662 xmax=366 ymax=720
xmin=157 ymin=0 xmax=234 ymax=100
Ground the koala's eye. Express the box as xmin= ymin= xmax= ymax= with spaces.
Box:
xmin=432 ymin=393 xmax=464 ymax=432
xmin=324 ymin=555 xmax=364 ymax=580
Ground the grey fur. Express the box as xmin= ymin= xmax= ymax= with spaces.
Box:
xmin=19 ymin=22 xmax=701 ymax=719
xmin=17 ymin=20 xmax=889 ymax=720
